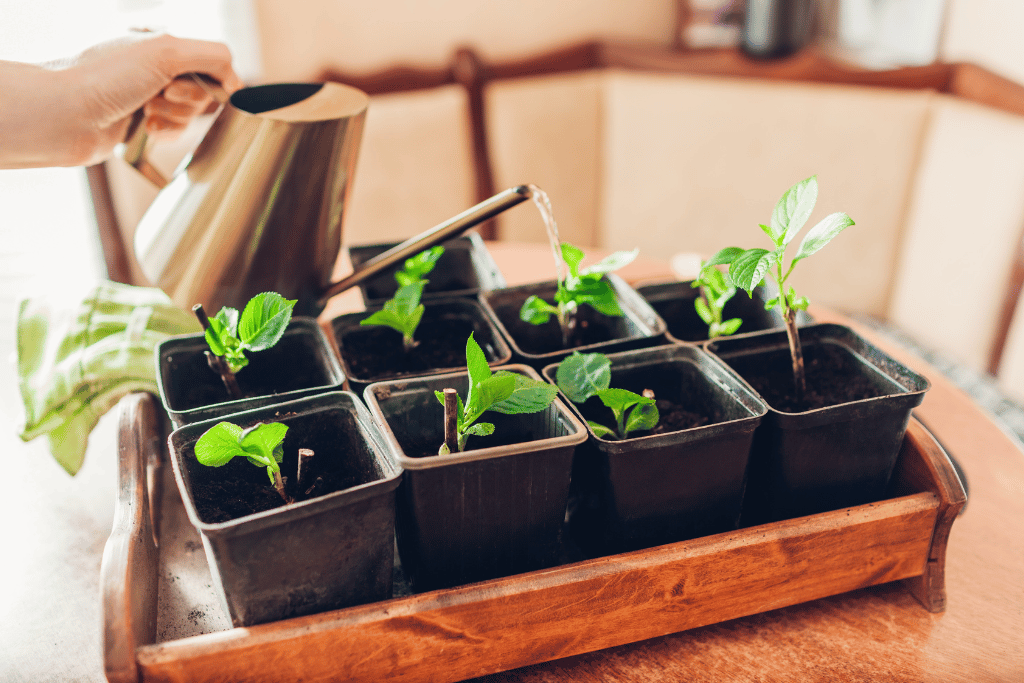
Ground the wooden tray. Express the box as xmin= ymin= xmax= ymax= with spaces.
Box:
xmin=101 ymin=393 xmax=966 ymax=683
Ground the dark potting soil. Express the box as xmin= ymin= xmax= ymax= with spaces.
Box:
xmin=163 ymin=332 xmax=335 ymax=411
xmin=727 ymin=342 xmax=890 ymax=413
xmin=340 ymin=317 xmax=480 ymax=379
xmin=185 ymin=410 xmax=381 ymax=524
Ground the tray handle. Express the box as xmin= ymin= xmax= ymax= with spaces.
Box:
xmin=101 ymin=393 xmax=164 ymax=683
xmin=894 ymin=417 xmax=968 ymax=612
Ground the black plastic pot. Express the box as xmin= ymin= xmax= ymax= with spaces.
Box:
xmin=157 ymin=317 xmax=345 ymax=428
xmin=329 ymin=298 xmax=511 ymax=393
xmin=706 ymin=324 xmax=930 ymax=521
xmin=363 ymin=365 xmax=587 ymax=592
xmin=636 ymin=279 xmax=801 ymax=344
xmin=480 ymin=274 xmax=667 ymax=369
xmin=348 ymin=233 xmax=506 ymax=307
xmin=542 ymin=344 xmax=767 ymax=553
xmin=167 ymin=392 xmax=401 ymax=626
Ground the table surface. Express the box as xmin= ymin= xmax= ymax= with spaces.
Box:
xmin=3 ymin=243 xmax=1024 ymax=683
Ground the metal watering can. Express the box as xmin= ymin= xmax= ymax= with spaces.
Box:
xmin=130 ymin=76 xmax=531 ymax=316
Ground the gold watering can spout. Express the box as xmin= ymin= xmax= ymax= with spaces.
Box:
xmin=128 ymin=76 xmax=533 ymax=316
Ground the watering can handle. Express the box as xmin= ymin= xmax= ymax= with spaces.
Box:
xmin=119 ymin=73 xmax=229 ymax=189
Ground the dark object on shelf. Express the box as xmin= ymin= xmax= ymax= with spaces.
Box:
xmin=167 ymin=392 xmax=401 ymax=627
xmin=481 ymin=274 xmax=666 ymax=368
xmin=707 ymin=323 xmax=930 ymax=521
xmin=543 ymin=344 xmax=767 ymax=553
xmin=364 ymin=366 xmax=587 ymax=592
xmin=347 ymin=233 xmax=505 ymax=306
xmin=157 ymin=317 xmax=345 ymax=428
xmin=329 ymin=298 xmax=511 ymax=392
xmin=742 ymin=0 xmax=815 ymax=59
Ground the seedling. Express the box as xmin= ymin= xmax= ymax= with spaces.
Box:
xmin=195 ymin=421 xmax=292 ymax=503
xmin=692 ymin=262 xmax=742 ymax=339
xmin=555 ymin=351 xmax=659 ymax=440
xmin=361 ymin=246 xmax=445 ymax=352
xmin=435 ymin=333 xmax=558 ymax=454
xmin=701 ymin=175 xmax=854 ymax=401
xmin=519 ymin=242 xmax=638 ymax=346
xmin=193 ymin=292 xmax=297 ymax=399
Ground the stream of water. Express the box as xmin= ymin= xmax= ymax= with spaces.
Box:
xmin=527 ymin=184 xmax=565 ymax=288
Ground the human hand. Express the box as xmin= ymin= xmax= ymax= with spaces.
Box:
xmin=0 ymin=33 xmax=244 ymax=169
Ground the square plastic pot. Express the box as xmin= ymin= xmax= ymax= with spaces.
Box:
xmin=542 ymin=344 xmax=767 ymax=553
xmin=168 ymin=391 xmax=401 ymax=627
xmin=329 ymin=298 xmax=511 ymax=393
xmin=363 ymin=365 xmax=587 ymax=592
xmin=705 ymin=323 xmax=930 ymax=521
xmin=157 ymin=317 xmax=345 ymax=428
xmin=480 ymin=274 xmax=667 ymax=369
xmin=636 ymin=279 xmax=807 ymax=344
xmin=348 ymin=233 xmax=506 ymax=307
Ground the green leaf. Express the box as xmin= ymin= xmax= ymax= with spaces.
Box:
xmin=694 ymin=297 xmax=713 ymax=325
xmin=568 ymin=278 xmax=623 ymax=317
xmin=194 ymin=422 xmax=244 ymax=467
xmin=519 ymin=295 xmax=558 ymax=324
xmin=729 ymin=249 xmax=777 ymax=295
xmin=555 ymin=351 xmax=611 ymax=403
xmin=792 ymin=295 xmax=810 ymax=310
xmin=464 ymin=372 xmax=516 ymax=426
xmin=561 ymin=243 xmax=586 ymax=278
xmin=489 ymin=372 xmax=559 ymax=414
xmin=597 ymin=387 xmax=654 ymax=415
xmin=465 ymin=332 xmax=492 ymax=392
xmin=204 ymin=321 xmax=227 ymax=356
xmin=238 ymin=292 xmax=297 ymax=352
xmin=764 ymin=297 xmax=780 ymax=311
xmin=214 ymin=306 xmax=239 ymax=337
xmin=771 ymin=175 xmax=818 ymax=246
xmin=438 ymin=442 xmax=451 ymax=456
xmin=361 ymin=282 xmax=425 ymax=341
xmin=719 ymin=317 xmax=743 ymax=335
xmin=793 ymin=212 xmax=855 ymax=264
xmin=702 ymin=247 xmax=744 ymax=271
xmin=401 ymin=246 xmax=445 ymax=282
xmin=624 ymin=401 xmax=660 ymax=435
xmin=588 ymin=420 xmax=617 ymax=439
xmin=758 ymin=223 xmax=776 ymax=241
xmin=580 ymin=248 xmax=638 ymax=277
xmin=463 ymin=422 xmax=495 ymax=438
xmin=239 ymin=422 xmax=288 ymax=464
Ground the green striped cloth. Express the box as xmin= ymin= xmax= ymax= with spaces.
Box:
xmin=17 ymin=281 xmax=199 ymax=475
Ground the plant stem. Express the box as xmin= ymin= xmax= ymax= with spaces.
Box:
xmin=273 ymin=469 xmax=292 ymax=504
xmin=192 ymin=304 xmax=242 ymax=399
xmin=783 ymin=307 xmax=806 ymax=403
xmin=297 ymin=448 xmax=314 ymax=492
xmin=442 ymin=388 xmax=459 ymax=454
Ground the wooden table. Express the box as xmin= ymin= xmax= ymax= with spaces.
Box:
xmin=4 ymin=243 xmax=1023 ymax=682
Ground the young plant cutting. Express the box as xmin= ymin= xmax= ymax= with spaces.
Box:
xmin=360 ymin=246 xmax=445 ymax=351
xmin=519 ymin=242 xmax=638 ymax=346
xmin=692 ymin=262 xmax=742 ymax=339
xmin=195 ymin=421 xmax=297 ymax=503
xmin=555 ymin=351 xmax=659 ymax=440
xmin=436 ymin=333 xmax=558 ymax=454
xmin=193 ymin=292 xmax=297 ymax=399
xmin=702 ymin=175 xmax=854 ymax=401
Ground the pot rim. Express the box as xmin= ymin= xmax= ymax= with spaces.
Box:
xmin=363 ymin=364 xmax=588 ymax=470
xmin=156 ymin=316 xmax=345 ymax=417
xmin=704 ymin=322 xmax=931 ymax=419
xmin=168 ymin=391 xmax=400 ymax=536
